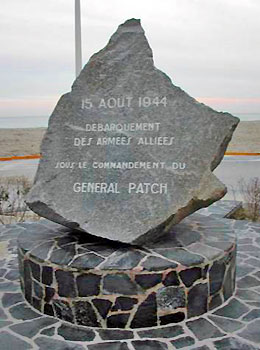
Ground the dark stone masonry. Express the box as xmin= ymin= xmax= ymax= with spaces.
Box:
xmin=18 ymin=205 xmax=236 ymax=329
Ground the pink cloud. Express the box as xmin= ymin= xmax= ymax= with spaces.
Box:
xmin=197 ymin=97 xmax=260 ymax=105
xmin=0 ymin=97 xmax=59 ymax=117
xmin=196 ymin=97 xmax=260 ymax=114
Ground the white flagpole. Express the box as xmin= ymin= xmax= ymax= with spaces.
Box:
xmin=75 ymin=0 xmax=82 ymax=78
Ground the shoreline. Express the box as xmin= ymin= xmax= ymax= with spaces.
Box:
xmin=0 ymin=121 xmax=259 ymax=157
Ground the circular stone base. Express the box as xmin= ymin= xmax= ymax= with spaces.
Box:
xmin=17 ymin=213 xmax=237 ymax=329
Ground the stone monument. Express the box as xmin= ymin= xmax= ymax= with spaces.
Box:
xmin=18 ymin=19 xmax=239 ymax=329
xmin=26 ymin=18 xmax=239 ymax=245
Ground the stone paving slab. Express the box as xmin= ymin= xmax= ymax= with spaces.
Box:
xmin=0 ymin=200 xmax=260 ymax=349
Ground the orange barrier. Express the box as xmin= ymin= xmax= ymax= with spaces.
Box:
xmin=0 ymin=154 xmax=41 ymax=161
xmin=225 ymin=152 xmax=260 ymax=156
xmin=0 ymin=152 xmax=260 ymax=162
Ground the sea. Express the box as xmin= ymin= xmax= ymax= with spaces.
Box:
xmin=0 ymin=116 xmax=49 ymax=129
xmin=0 ymin=113 xmax=259 ymax=128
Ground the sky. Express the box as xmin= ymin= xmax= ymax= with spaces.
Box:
xmin=0 ymin=0 xmax=260 ymax=118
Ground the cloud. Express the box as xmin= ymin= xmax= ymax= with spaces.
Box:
xmin=197 ymin=97 xmax=260 ymax=114
xmin=0 ymin=0 xmax=259 ymax=116
xmin=0 ymin=97 xmax=58 ymax=117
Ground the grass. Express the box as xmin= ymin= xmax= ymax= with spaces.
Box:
xmin=230 ymin=177 xmax=260 ymax=222
xmin=0 ymin=176 xmax=40 ymax=224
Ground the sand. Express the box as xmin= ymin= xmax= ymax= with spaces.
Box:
xmin=0 ymin=121 xmax=259 ymax=157
xmin=0 ymin=128 xmax=46 ymax=157
xmin=227 ymin=121 xmax=260 ymax=153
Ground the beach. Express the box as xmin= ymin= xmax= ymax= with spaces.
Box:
xmin=227 ymin=121 xmax=260 ymax=153
xmin=0 ymin=121 xmax=259 ymax=157
xmin=0 ymin=128 xmax=46 ymax=157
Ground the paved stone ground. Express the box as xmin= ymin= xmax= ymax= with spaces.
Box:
xmin=0 ymin=200 xmax=260 ymax=349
